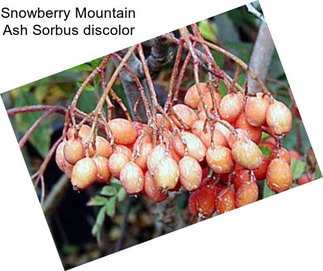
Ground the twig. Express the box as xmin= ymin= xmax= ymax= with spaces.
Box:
xmin=70 ymin=55 xmax=110 ymax=125
xmin=33 ymin=136 xmax=63 ymax=184
xmin=164 ymin=40 xmax=184 ymax=111
xmin=7 ymin=105 xmax=66 ymax=116
xmin=112 ymin=53 xmax=153 ymax=123
xmin=85 ymin=46 xmax=136 ymax=150
xmin=19 ymin=108 xmax=55 ymax=149
xmin=190 ymin=36 xmax=272 ymax=95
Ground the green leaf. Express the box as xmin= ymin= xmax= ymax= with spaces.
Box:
xmin=110 ymin=177 xmax=121 ymax=185
xmin=91 ymin=206 xmax=106 ymax=238
xmin=212 ymin=51 xmax=225 ymax=70
xmin=100 ymin=185 xmax=117 ymax=196
xmin=106 ymin=197 xmax=117 ymax=217
xmin=315 ymin=166 xmax=322 ymax=179
xmin=261 ymin=132 xmax=269 ymax=140
xmin=61 ymin=245 xmax=79 ymax=255
xmin=87 ymin=196 xmax=108 ymax=206
xmin=291 ymin=158 xmax=306 ymax=180
xmin=198 ymin=20 xmax=218 ymax=43
xmin=176 ymin=192 xmax=188 ymax=209
xmin=77 ymin=89 xmax=97 ymax=113
xmin=237 ymin=73 xmax=245 ymax=86
xmin=259 ymin=145 xmax=271 ymax=157
xmin=117 ymin=187 xmax=127 ymax=202
xmin=14 ymin=90 xmax=52 ymax=157
xmin=113 ymin=85 xmax=134 ymax=120
xmin=263 ymin=181 xmax=275 ymax=198
xmin=218 ymin=81 xmax=227 ymax=98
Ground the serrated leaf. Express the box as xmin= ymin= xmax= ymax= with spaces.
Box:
xmin=14 ymin=90 xmax=52 ymax=157
xmin=106 ymin=197 xmax=117 ymax=217
xmin=100 ymin=185 xmax=117 ymax=196
xmin=263 ymin=181 xmax=275 ymax=198
xmin=117 ymin=187 xmax=127 ymax=202
xmin=198 ymin=20 xmax=217 ymax=43
xmin=291 ymin=158 xmax=306 ymax=180
xmin=87 ymin=196 xmax=108 ymax=206
xmin=259 ymin=145 xmax=271 ymax=157
xmin=91 ymin=206 xmax=106 ymax=238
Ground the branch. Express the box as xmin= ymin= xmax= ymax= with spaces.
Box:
xmin=111 ymin=51 xmax=145 ymax=120
xmin=247 ymin=22 xmax=275 ymax=93
xmin=7 ymin=105 xmax=66 ymax=117
xmin=19 ymin=108 xmax=55 ymax=149
xmin=42 ymin=174 xmax=70 ymax=216
xmin=111 ymin=38 xmax=172 ymax=121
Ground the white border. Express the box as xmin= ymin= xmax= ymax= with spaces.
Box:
xmin=1 ymin=0 xmax=322 ymax=270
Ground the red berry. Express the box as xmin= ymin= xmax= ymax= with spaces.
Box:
xmin=197 ymin=91 xmax=222 ymax=118
xmin=191 ymin=120 xmax=227 ymax=148
xmin=245 ymin=93 xmax=270 ymax=127
xmin=147 ymin=144 xmax=167 ymax=174
xmin=115 ymin=145 xmax=132 ymax=158
xmin=232 ymin=164 xmax=250 ymax=189
xmin=171 ymin=104 xmax=198 ymax=129
xmin=219 ymin=92 xmax=244 ymax=123
xmin=206 ymin=145 xmax=234 ymax=174
xmin=108 ymin=118 xmax=137 ymax=145
xmin=108 ymin=152 xmax=130 ymax=178
xmin=231 ymin=134 xmax=263 ymax=169
xmin=156 ymin=113 xmax=171 ymax=130
xmin=214 ymin=121 xmax=232 ymax=141
xmin=266 ymin=158 xmax=293 ymax=193
xmin=133 ymin=139 xmax=153 ymax=171
xmin=266 ymin=100 xmax=292 ymax=135
xmin=154 ymin=156 xmax=180 ymax=190
xmin=93 ymin=156 xmax=111 ymax=183
xmin=71 ymin=158 xmax=97 ymax=190
xmin=179 ymin=156 xmax=202 ymax=191
xmin=63 ymin=138 xmax=85 ymax=165
xmin=235 ymin=182 xmax=258 ymax=208
xmin=184 ymin=82 xmax=211 ymax=109
xmin=189 ymin=185 xmax=216 ymax=218
xmin=120 ymin=161 xmax=144 ymax=194
xmin=235 ymin=112 xmax=262 ymax=144
xmin=172 ymin=131 xmax=206 ymax=162
xmin=144 ymin=171 xmax=168 ymax=202
xmin=67 ymin=124 xmax=91 ymax=140
xmin=88 ymin=136 xmax=113 ymax=158
xmin=253 ymin=156 xmax=270 ymax=180
xmin=56 ymin=142 xmax=66 ymax=172
xmin=216 ymin=187 xmax=236 ymax=214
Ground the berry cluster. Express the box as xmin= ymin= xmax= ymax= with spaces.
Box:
xmin=55 ymin=80 xmax=296 ymax=219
